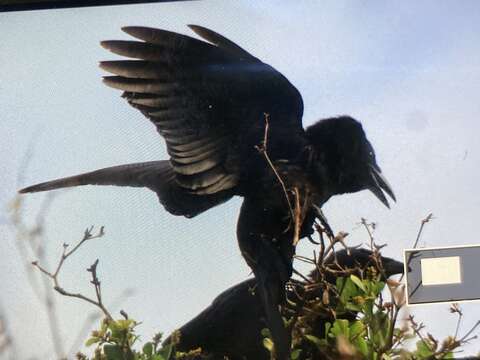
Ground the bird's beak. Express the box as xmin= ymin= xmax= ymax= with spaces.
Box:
xmin=383 ymin=258 xmax=406 ymax=277
xmin=368 ymin=164 xmax=396 ymax=208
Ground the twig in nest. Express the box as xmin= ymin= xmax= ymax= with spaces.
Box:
xmin=292 ymin=187 xmax=310 ymax=246
xmin=316 ymin=230 xmax=349 ymax=264
xmin=292 ymin=268 xmax=314 ymax=284
xmin=293 ymin=254 xmax=316 ymax=265
xmin=292 ymin=187 xmax=302 ymax=245
xmin=333 ymin=232 xmax=350 ymax=254
xmin=255 ymin=112 xmax=296 ymax=225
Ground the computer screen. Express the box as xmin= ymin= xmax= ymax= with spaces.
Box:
xmin=2 ymin=1 xmax=479 ymax=358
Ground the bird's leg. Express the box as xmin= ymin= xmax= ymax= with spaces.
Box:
xmin=246 ymin=239 xmax=292 ymax=360
xmin=255 ymin=257 xmax=289 ymax=358
xmin=237 ymin=199 xmax=294 ymax=360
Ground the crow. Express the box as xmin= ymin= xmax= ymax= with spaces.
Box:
xmin=167 ymin=248 xmax=405 ymax=360
xmin=19 ymin=26 xmax=395 ymax=359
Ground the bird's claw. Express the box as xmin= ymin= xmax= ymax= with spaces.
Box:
xmin=313 ymin=205 xmax=334 ymax=239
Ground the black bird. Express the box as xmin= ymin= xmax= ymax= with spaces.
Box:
xmin=19 ymin=26 xmax=395 ymax=359
xmin=167 ymin=248 xmax=405 ymax=360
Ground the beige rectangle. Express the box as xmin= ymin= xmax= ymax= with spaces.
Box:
xmin=421 ymin=256 xmax=462 ymax=286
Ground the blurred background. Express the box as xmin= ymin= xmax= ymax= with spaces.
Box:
xmin=1 ymin=1 xmax=480 ymax=358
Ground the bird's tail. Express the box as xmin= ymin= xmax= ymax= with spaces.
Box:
xmin=19 ymin=161 xmax=233 ymax=218
xmin=18 ymin=161 xmax=164 ymax=193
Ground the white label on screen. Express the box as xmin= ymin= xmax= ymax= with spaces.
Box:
xmin=421 ymin=256 xmax=462 ymax=286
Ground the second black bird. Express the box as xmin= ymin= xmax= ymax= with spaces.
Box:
xmin=167 ymin=248 xmax=405 ymax=360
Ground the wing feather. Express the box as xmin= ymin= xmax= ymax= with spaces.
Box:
xmin=101 ymin=25 xmax=304 ymax=195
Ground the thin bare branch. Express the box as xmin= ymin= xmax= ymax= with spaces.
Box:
xmin=31 ymin=226 xmax=112 ymax=321
xmin=459 ymin=320 xmax=480 ymax=343
xmin=255 ymin=112 xmax=296 ymax=224
xmin=400 ymin=213 xmax=434 ymax=282
xmin=412 ymin=213 xmax=434 ymax=250
xmin=451 ymin=303 xmax=463 ymax=339
xmin=360 ymin=217 xmax=375 ymax=249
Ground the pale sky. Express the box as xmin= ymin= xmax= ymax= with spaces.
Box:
xmin=1 ymin=1 xmax=480 ymax=358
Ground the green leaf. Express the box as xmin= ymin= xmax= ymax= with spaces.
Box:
xmin=370 ymin=312 xmax=390 ymax=349
xmin=261 ymin=327 xmax=271 ymax=338
xmin=290 ymin=348 xmax=302 ymax=359
xmin=415 ymin=340 xmax=434 ymax=358
xmin=331 ymin=319 xmax=350 ymax=338
xmin=104 ymin=344 xmax=124 ymax=360
xmin=108 ymin=321 xmax=122 ymax=339
xmin=340 ymin=278 xmax=362 ymax=304
xmin=324 ymin=322 xmax=332 ymax=340
xmin=336 ymin=277 xmax=345 ymax=290
xmin=441 ymin=352 xmax=455 ymax=359
xmin=373 ymin=281 xmax=386 ymax=296
xmin=151 ymin=355 xmax=165 ymax=360
xmin=354 ymin=337 xmax=369 ymax=357
xmin=304 ymin=334 xmax=324 ymax=348
xmin=101 ymin=318 xmax=109 ymax=332
xmin=85 ymin=337 xmax=101 ymax=347
xmin=362 ymin=298 xmax=375 ymax=317
xmin=158 ymin=343 xmax=173 ymax=360
xmin=263 ymin=337 xmax=274 ymax=352
xmin=349 ymin=321 xmax=365 ymax=338
xmin=143 ymin=342 xmax=153 ymax=356
xmin=350 ymin=275 xmax=367 ymax=293
xmin=117 ymin=319 xmax=136 ymax=330
xmin=345 ymin=302 xmax=362 ymax=312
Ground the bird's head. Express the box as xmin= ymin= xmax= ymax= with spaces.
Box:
xmin=305 ymin=116 xmax=396 ymax=208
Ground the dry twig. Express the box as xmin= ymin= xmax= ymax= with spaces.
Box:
xmin=255 ymin=112 xmax=296 ymax=230
xmin=31 ymin=226 xmax=113 ymax=320
xmin=400 ymin=212 xmax=434 ymax=282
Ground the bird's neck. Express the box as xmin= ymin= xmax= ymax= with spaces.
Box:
xmin=303 ymin=145 xmax=353 ymax=203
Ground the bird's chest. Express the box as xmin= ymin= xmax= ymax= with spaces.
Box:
xmin=247 ymin=163 xmax=321 ymax=240
xmin=231 ymin=111 xmax=308 ymax=186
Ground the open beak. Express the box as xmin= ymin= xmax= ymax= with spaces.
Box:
xmin=368 ymin=164 xmax=396 ymax=208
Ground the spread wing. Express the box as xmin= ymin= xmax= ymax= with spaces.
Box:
xmin=100 ymin=25 xmax=304 ymax=195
